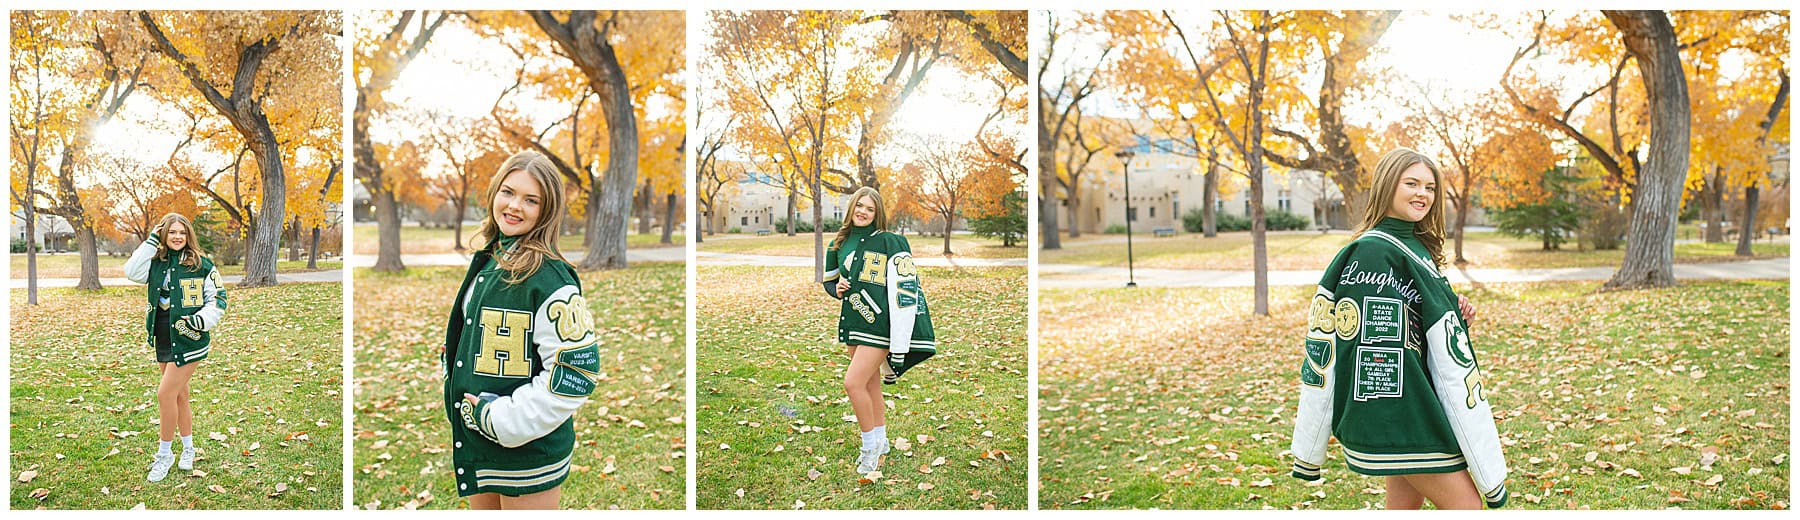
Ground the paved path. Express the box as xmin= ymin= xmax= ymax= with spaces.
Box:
xmin=346 ymin=247 xmax=686 ymax=268
xmin=16 ymin=268 xmax=344 ymax=288
xmin=696 ymin=251 xmax=1027 ymax=268
xmin=1038 ymin=258 xmax=1790 ymax=289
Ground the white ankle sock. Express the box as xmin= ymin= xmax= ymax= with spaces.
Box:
xmin=180 ymin=436 xmax=193 ymax=451
xmin=157 ymin=441 xmax=173 ymax=456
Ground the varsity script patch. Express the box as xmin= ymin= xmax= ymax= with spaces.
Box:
xmin=1301 ymin=338 xmax=1331 ymax=387
xmin=1353 ymin=345 xmax=1404 ymax=401
xmin=1361 ymin=297 xmax=1404 ymax=345
xmin=849 ymin=292 xmax=877 ymax=323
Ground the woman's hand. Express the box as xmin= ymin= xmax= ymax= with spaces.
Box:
xmin=1458 ymin=294 xmax=1476 ymax=323
xmin=836 ymin=278 xmax=850 ymax=297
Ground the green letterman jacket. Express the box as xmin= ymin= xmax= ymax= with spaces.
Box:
xmin=822 ymin=226 xmax=935 ymax=380
xmin=124 ymin=233 xmax=226 ymax=366
xmin=442 ymin=238 xmax=601 ymax=497
xmin=1290 ymin=218 xmax=1509 ymax=508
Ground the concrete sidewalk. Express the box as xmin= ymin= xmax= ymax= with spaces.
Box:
xmin=695 ymin=251 xmax=1027 ymax=268
xmin=1038 ymin=258 xmax=1790 ymax=289
xmin=15 ymin=268 xmax=344 ymax=288
xmin=346 ymin=247 xmax=686 ymax=268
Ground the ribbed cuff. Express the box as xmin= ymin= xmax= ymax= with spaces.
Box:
xmin=1483 ymin=483 xmax=1508 ymax=508
xmin=1291 ymin=460 xmax=1322 ymax=481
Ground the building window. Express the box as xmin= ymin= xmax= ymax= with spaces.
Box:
xmin=1243 ymin=200 xmax=1251 ymax=215
xmin=1278 ymin=189 xmax=1291 ymax=212
xmin=1216 ymin=199 xmax=1224 ymax=213
xmin=1127 ymin=207 xmax=1137 ymax=222
xmin=1149 ymin=206 xmax=1156 ymax=218
xmin=1173 ymin=201 xmax=1180 ymax=216
xmin=741 ymin=216 xmax=748 ymax=226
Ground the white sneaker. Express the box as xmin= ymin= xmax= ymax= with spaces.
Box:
xmin=856 ymin=437 xmax=888 ymax=473
xmin=147 ymin=452 xmax=175 ymax=482
xmin=178 ymin=449 xmax=195 ymax=471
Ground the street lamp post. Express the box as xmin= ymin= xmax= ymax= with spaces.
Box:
xmin=1116 ymin=149 xmax=1137 ymax=288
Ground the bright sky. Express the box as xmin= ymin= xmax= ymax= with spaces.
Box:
xmin=697 ymin=11 xmax=1026 ymax=170
xmin=1061 ymin=10 xmax=1560 ymax=141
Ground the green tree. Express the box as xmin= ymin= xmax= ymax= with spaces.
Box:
xmin=1491 ymin=166 xmax=1584 ymax=251
xmin=969 ymin=189 xmax=1026 ymax=247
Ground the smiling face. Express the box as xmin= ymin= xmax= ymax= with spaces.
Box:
xmin=492 ymin=168 xmax=543 ymax=237
xmin=165 ymin=220 xmax=190 ymax=251
xmin=1386 ymin=162 xmax=1437 ymax=222
xmin=851 ymin=194 xmax=877 ymax=227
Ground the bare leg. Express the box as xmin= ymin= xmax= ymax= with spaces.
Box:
xmin=155 ymin=362 xmax=181 ymax=441
xmin=843 ymin=346 xmax=887 ymax=433
xmin=1393 ymin=471 xmax=1481 ymax=510
xmin=498 ymin=487 xmax=561 ymax=509
xmin=864 ymin=363 xmax=885 ymax=430
xmin=466 ymin=493 xmax=500 ymax=510
xmin=1385 ymin=475 xmax=1424 ymax=510
xmin=176 ymin=364 xmax=198 ymax=437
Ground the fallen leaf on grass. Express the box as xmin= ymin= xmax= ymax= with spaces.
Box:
xmin=19 ymin=470 xmax=37 ymax=483
xmin=1703 ymin=474 xmax=1724 ymax=487
xmin=30 ymin=488 xmax=50 ymax=501
xmin=806 ymin=468 xmax=823 ymax=481
xmin=208 ymin=484 xmax=228 ymax=494
xmin=918 ymin=482 xmax=935 ymax=491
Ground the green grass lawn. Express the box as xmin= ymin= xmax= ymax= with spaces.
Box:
xmin=698 ymin=233 xmax=1026 ymax=260
xmin=1038 ymin=280 xmax=1789 ymax=509
xmin=11 ymin=283 xmax=344 ymax=509
xmin=352 ymin=223 xmax=683 ymax=256
xmin=352 ymin=263 xmax=685 ymax=509
xmin=695 ymin=265 xmax=1028 ymax=509
xmin=11 ymin=253 xmax=341 ymax=279
xmin=1041 ymin=231 xmax=1788 ymax=270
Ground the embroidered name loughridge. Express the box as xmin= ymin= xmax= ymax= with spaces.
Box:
xmin=1337 ymin=260 xmax=1421 ymax=304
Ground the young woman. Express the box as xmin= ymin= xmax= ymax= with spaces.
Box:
xmin=443 ymin=150 xmax=600 ymax=510
xmin=1288 ymin=148 xmax=1509 ymax=509
xmin=821 ymin=187 xmax=936 ymax=474
xmin=124 ymin=212 xmax=226 ymax=482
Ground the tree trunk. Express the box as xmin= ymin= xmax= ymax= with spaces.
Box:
xmin=1203 ymin=151 xmax=1219 ymax=237
xmin=1453 ymin=194 xmax=1469 ymax=264
xmin=1602 ymin=11 xmax=1689 ymax=290
xmin=308 ymin=226 xmax=321 ymax=270
xmin=1065 ymin=180 xmax=1080 ymax=237
xmin=942 ymin=210 xmax=953 ymax=256
xmin=1038 ymin=103 xmax=1062 ymax=250
xmin=1704 ymin=169 xmax=1725 ymax=243
xmin=25 ymin=209 xmax=39 ymax=305
xmin=530 ymin=11 xmax=636 ymax=271
xmin=662 ymin=192 xmax=677 ymax=244
xmin=638 ymin=179 xmax=654 ymax=235
xmin=786 ymin=188 xmax=797 ymax=236
xmin=289 ymin=215 xmax=302 ymax=262
xmin=452 ymin=200 xmax=466 ymax=251
xmin=811 ymin=180 xmax=825 ymax=281
xmin=372 ymin=188 xmax=405 ymax=272
xmin=1736 ymin=184 xmax=1760 ymax=256
xmin=76 ymin=225 xmax=101 ymax=291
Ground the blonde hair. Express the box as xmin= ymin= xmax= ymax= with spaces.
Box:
xmin=830 ymin=186 xmax=886 ymax=250
xmin=472 ymin=150 xmax=568 ymax=283
xmin=1354 ymin=148 xmax=1447 ymax=267
xmin=154 ymin=212 xmax=205 ymax=270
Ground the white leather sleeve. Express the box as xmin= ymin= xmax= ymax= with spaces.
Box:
xmin=1425 ymin=312 xmax=1509 ymax=505
xmin=481 ymin=284 xmax=597 ymax=448
xmin=885 ymin=250 xmax=917 ymax=355
xmin=1290 ymin=285 xmax=1336 ymax=480
xmin=124 ymin=237 xmax=159 ymax=284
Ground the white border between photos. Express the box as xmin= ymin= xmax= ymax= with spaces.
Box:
xmin=2 ymin=0 xmax=1795 ymax=518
